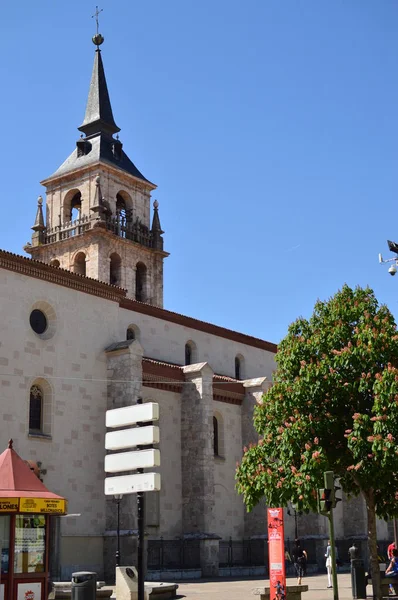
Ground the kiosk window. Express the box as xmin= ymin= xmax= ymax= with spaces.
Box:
xmin=14 ymin=514 xmax=46 ymax=573
xmin=0 ymin=515 xmax=10 ymax=574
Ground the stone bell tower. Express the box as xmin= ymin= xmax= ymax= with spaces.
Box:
xmin=25 ymin=29 xmax=167 ymax=307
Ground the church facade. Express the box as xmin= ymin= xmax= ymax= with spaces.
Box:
xmin=0 ymin=30 xmax=392 ymax=581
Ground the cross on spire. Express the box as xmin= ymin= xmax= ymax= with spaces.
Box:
xmin=92 ymin=6 xmax=103 ymax=36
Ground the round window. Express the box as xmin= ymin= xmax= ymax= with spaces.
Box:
xmin=29 ymin=309 xmax=48 ymax=335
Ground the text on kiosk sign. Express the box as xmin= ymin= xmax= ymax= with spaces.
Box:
xmin=0 ymin=497 xmax=67 ymax=514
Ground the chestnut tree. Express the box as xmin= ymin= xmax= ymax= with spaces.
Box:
xmin=236 ymin=285 xmax=398 ymax=600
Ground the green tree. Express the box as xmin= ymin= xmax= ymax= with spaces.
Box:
xmin=236 ymin=285 xmax=398 ymax=600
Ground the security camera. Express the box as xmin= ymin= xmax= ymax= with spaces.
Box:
xmin=388 ymin=264 xmax=397 ymax=276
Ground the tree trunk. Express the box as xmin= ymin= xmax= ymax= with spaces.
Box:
xmin=365 ymin=490 xmax=382 ymax=600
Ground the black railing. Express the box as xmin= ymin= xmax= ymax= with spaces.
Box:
xmin=147 ymin=538 xmax=200 ymax=571
xmin=106 ymin=215 xmax=153 ymax=248
xmin=219 ymin=538 xmax=266 ymax=568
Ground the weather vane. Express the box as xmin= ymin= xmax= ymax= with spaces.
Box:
xmin=92 ymin=6 xmax=103 ymax=36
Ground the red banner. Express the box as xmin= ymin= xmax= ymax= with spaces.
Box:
xmin=268 ymin=507 xmax=286 ymax=600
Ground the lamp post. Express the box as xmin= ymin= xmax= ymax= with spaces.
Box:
xmin=113 ymin=494 xmax=123 ymax=566
xmin=379 ymin=239 xmax=398 ymax=549
xmin=287 ymin=504 xmax=301 ymax=539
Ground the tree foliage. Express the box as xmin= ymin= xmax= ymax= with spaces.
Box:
xmin=236 ymin=284 xmax=398 ymax=518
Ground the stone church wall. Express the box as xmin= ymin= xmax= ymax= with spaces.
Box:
xmin=0 ymin=268 xmax=120 ymax=577
xmin=118 ymin=307 xmax=276 ymax=380
xmin=213 ymin=401 xmax=245 ymax=539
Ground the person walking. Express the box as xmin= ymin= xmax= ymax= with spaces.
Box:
xmin=292 ymin=538 xmax=307 ymax=585
xmin=325 ymin=540 xmax=333 ymax=588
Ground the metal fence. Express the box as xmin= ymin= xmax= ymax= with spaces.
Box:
xmin=147 ymin=538 xmax=200 ymax=571
xmin=219 ymin=538 xmax=266 ymax=568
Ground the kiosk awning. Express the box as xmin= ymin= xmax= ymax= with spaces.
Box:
xmin=0 ymin=440 xmax=67 ymax=514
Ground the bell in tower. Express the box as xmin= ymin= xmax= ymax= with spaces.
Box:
xmin=24 ymin=25 xmax=168 ymax=308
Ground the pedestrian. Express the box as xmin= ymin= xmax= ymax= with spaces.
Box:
xmin=292 ymin=538 xmax=307 ymax=585
xmin=325 ymin=539 xmax=333 ymax=588
xmin=388 ymin=541 xmax=396 ymax=560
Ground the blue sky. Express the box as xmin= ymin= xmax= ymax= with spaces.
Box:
xmin=1 ymin=1 xmax=398 ymax=344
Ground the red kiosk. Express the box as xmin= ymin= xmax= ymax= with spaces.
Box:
xmin=0 ymin=440 xmax=67 ymax=600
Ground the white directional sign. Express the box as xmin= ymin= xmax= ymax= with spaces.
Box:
xmin=105 ymin=425 xmax=159 ymax=451
xmin=106 ymin=402 xmax=159 ymax=428
xmin=104 ymin=472 xmax=161 ymax=496
xmin=105 ymin=449 xmax=161 ymax=473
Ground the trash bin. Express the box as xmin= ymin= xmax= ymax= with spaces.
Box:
xmin=351 ymin=558 xmax=366 ymax=599
xmin=71 ymin=571 xmax=97 ymax=600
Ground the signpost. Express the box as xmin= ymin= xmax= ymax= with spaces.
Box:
xmin=267 ymin=507 xmax=286 ymax=600
xmin=104 ymin=399 xmax=160 ymax=600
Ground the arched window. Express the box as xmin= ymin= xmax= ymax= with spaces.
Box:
xmin=184 ymin=340 xmax=197 ymax=366
xmin=110 ymin=253 xmax=122 ymax=286
xmin=50 ymin=259 xmax=60 ymax=268
xmin=235 ymin=354 xmax=245 ymax=380
xmin=28 ymin=379 xmax=53 ymax=437
xmin=185 ymin=344 xmax=192 ymax=366
xmin=235 ymin=357 xmax=241 ymax=380
xmin=29 ymin=385 xmax=43 ymax=432
xmin=213 ymin=411 xmax=224 ymax=457
xmin=213 ymin=416 xmax=219 ymax=456
xmin=73 ymin=252 xmax=86 ymax=276
xmin=135 ymin=262 xmax=147 ymax=302
xmin=126 ymin=324 xmax=140 ymax=341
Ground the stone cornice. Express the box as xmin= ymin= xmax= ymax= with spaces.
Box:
xmin=142 ymin=358 xmax=246 ymax=404
xmin=0 ymin=250 xmax=126 ymax=303
xmin=40 ymin=161 xmax=157 ymax=192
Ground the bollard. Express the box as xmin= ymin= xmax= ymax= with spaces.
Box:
xmin=349 ymin=543 xmax=366 ymax=600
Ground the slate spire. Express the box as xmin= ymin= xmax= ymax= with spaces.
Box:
xmin=78 ymin=34 xmax=120 ymax=139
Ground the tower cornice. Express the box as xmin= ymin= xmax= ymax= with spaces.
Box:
xmin=40 ymin=161 xmax=157 ymax=191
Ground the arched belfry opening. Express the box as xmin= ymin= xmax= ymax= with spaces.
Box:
xmin=110 ymin=253 xmax=122 ymax=286
xmin=70 ymin=192 xmax=82 ymax=221
xmin=74 ymin=252 xmax=86 ymax=276
xmin=62 ymin=189 xmax=82 ymax=224
xmin=116 ymin=191 xmax=132 ymax=218
xmin=136 ymin=262 xmax=147 ymax=302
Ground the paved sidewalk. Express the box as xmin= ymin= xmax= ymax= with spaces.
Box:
xmin=172 ymin=573 xmax=367 ymax=600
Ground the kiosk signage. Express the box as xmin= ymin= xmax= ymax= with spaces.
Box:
xmin=267 ymin=507 xmax=286 ymax=600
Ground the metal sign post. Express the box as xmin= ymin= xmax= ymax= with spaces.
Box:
xmin=104 ymin=398 xmax=161 ymax=600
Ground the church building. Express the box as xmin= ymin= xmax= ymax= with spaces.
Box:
xmin=0 ymin=27 xmax=392 ymax=582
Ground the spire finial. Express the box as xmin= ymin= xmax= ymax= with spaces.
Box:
xmin=92 ymin=6 xmax=104 ymax=47
xmin=8 ymin=439 xmax=13 ymax=449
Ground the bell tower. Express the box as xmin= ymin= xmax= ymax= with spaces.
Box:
xmin=25 ymin=28 xmax=167 ymax=307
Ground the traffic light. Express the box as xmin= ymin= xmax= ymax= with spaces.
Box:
xmin=324 ymin=471 xmax=342 ymax=508
xmin=333 ymin=483 xmax=342 ymax=507
xmin=318 ymin=488 xmax=333 ymax=514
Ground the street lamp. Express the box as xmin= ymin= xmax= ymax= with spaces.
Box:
xmin=113 ymin=494 xmax=123 ymax=566
xmin=287 ymin=504 xmax=301 ymax=539
xmin=378 ymin=240 xmax=398 ymax=548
